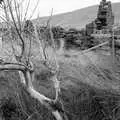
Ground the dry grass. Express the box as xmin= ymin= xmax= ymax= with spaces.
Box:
xmin=1 ymin=43 xmax=120 ymax=119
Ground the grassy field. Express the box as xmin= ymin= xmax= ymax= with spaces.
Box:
xmin=1 ymin=45 xmax=120 ymax=120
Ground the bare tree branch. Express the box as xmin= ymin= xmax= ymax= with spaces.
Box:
xmin=0 ymin=1 xmax=67 ymax=120
xmin=23 ymin=0 xmax=30 ymax=22
xmin=14 ymin=0 xmax=22 ymax=32
xmin=7 ymin=0 xmax=25 ymax=58
xmin=0 ymin=62 xmax=25 ymax=71
xmin=29 ymin=0 xmax=40 ymax=19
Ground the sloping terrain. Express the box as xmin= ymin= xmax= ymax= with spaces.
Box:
xmin=57 ymin=49 xmax=120 ymax=94
xmin=1 ymin=40 xmax=120 ymax=95
xmin=1 ymin=48 xmax=120 ymax=120
xmin=1 ymin=36 xmax=120 ymax=119
xmin=34 ymin=2 xmax=120 ymax=29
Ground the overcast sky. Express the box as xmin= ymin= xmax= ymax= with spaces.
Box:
xmin=0 ymin=0 xmax=119 ymax=21
xmin=26 ymin=0 xmax=120 ymax=18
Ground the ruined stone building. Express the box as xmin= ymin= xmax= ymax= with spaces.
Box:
xmin=86 ymin=0 xmax=114 ymax=35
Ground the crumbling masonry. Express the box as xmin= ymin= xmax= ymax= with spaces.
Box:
xmin=86 ymin=0 xmax=114 ymax=35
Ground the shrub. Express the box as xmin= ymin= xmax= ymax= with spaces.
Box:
xmin=0 ymin=96 xmax=27 ymax=120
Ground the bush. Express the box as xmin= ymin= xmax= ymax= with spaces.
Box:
xmin=0 ymin=96 xmax=27 ymax=120
xmin=23 ymin=20 xmax=35 ymax=37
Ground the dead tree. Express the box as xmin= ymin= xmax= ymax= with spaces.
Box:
xmin=0 ymin=0 xmax=68 ymax=120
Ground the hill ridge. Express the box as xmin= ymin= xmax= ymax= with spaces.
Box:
xmin=34 ymin=2 xmax=120 ymax=29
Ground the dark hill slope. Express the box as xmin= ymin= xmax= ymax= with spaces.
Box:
xmin=34 ymin=2 xmax=120 ymax=29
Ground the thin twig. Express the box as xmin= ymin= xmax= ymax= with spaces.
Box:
xmin=23 ymin=0 xmax=30 ymax=22
xmin=29 ymin=0 xmax=40 ymax=19
xmin=14 ymin=0 xmax=22 ymax=32
xmin=7 ymin=0 xmax=25 ymax=58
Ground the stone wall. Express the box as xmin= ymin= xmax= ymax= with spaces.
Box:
xmin=86 ymin=0 xmax=114 ymax=35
